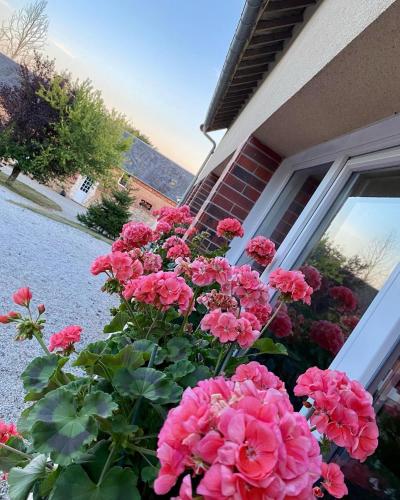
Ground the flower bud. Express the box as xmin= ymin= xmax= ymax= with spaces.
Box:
xmin=37 ymin=304 xmax=46 ymax=315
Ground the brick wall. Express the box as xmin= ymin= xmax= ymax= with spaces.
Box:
xmin=190 ymin=136 xmax=282 ymax=250
xmin=187 ymin=172 xmax=219 ymax=214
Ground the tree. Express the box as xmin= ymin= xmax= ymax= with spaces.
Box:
xmin=0 ymin=54 xmax=132 ymax=184
xmin=77 ymin=187 xmax=135 ymax=239
xmin=38 ymin=79 xmax=133 ymax=184
xmin=0 ymin=0 xmax=48 ymax=61
xmin=0 ymin=53 xmax=66 ymax=183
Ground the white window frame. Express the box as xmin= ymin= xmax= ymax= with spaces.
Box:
xmin=227 ymin=115 xmax=400 ymax=265
xmin=227 ymin=114 xmax=400 ymax=385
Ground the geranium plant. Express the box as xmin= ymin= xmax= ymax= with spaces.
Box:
xmin=0 ymin=206 xmax=379 ymax=499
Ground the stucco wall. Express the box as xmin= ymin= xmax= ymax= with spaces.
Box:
xmin=198 ymin=0 xmax=395 ymax=181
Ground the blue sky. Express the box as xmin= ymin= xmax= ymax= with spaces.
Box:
xmin=1 ymin=0 xmax=244 ymax=172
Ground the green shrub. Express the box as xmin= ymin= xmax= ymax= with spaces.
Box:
xmin=77 ymin=188 xmax=134 ymax=239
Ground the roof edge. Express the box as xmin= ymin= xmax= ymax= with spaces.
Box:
xmin=203 ymin=0 xmax=265 ymax=132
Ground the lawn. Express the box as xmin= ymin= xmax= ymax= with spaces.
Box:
xmin=0 ymin=171 xmax=62 ymax=211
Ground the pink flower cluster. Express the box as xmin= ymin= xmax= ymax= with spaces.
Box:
xmin=48 ymin=325 xmax=82 ymax=353
xmin=12 ymin=287 xmax=32 ymax=307
xmin=153 ymin=205 xmax=193 ymax=227
xmin=120 ymin=222 xmax=154 ymax=249
xmin=123 ymin=271 xmax=193 ymax=314
xmin=319 ymin=463 xmax=348 ymax=498
xmin=90 ymin=251 xmax=143 ymax=283
xmin=163 ymin=236 xmax=191 ymax=260
xmin=197 ymin=290 xmax=238 ymax=313
xmin=155 ymin=362 xmax=323 ymax=499
xmin=245 ymin=303 xmax=272 ymax=327
xmin=295 ymin=367 xmax=378 ymax=462
xmin=269 ymin=306 xmax=293 ymax=338
xmin=216 ymin=218 xmax=244 ymax=239
xmin=329 ymin=286 xmax=358 ymax=312
xmin=299 ymin=265 xmax=322 ymax=292
xmin=190 ymin=257 xmax=233 ymax=287
xmin=269 ymin=268 xmax=313 ymax=305
xmin=246 ymin=236 xmax=276 ymax=267
xmin=0 ymin=311 xmax=20 ymax=324
xmin=142 ymin=252 xmax=162 ymax=273
xmin=231 ymin=265 xmax=269 ymax=309
xmin=310 ymin=320 xmax=345 ymax=355
xmin=0 ymin=420 xmax=19 ymax=444
xmin=200 ymin=309 xmax=260 ymax=348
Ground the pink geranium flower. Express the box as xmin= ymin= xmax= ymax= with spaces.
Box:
xmin=216 ymin=218 xmax=244 ymax=239
xmin=155 ymin=368 xmax=322 ymax=498
xmin=246 ymin=236 xmax=276 ymax=267
xmin=295 ymin=367 xmax=378 ymax=462
xmin=299 ymin=264 xmax=322 ymax=291
xmin=232 ymin=361 xmax=285 ymax=392
xmin=153 ymin=205 xmax=193 ymax=226
xmin=321 ymin=463 xmax=348 ymax=498
xmin=0 ymin=311 xmax=20 ymax=324
xmin=12 ymin=287 xmax=32 ymax=307
xmin=269 ymin=268 xmax=313 ymax=304
xmin=329 ymin=286 xmax=358 ymax=312
xmin=111 ymin=239 xmax=128 ymax=252
xmin=48 ymin=325 xmax=82 ymax=353
xmin=90 ymin=254 xmax=112 ymax=275
xmin=245 ymin=303 xmax=272 ymax=327
xmin=142 ymin=252 xmax=162 ymax=273
xmin=121 ymin=222 xmax=153 ymax=249
xmin=109 ymin=251 xmax=135 ymax=282
xmin=269 ymin=308 xmax=293 ymax=338
xmin=310 ymin=320 xmax=344 ymax=355
xmin=0 ymin=420 xmax=19 ymax=443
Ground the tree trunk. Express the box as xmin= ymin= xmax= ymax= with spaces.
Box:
xmin=6 ymin=166 xmax=22 ymax=184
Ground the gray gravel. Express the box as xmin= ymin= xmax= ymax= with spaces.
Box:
xmin=0 ymin=187 xmax=116 ymax=498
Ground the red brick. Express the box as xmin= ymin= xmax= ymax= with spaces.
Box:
xmin=223 ymin=173 xmax=246 ymax=193
xmin=230 ymin=204 xmax=248 ymax=221
xmin=243 ymin=185 xmax=262 ymax=202
xmin=255 ymin=166 xmax=273 ymax=183
xmin=236 ymin=154 xmax=259 ymax=173
xmin=213 ymin=193 xmax=234 ymax=211
xmin=231 ymin=165 xmax=266 ymax=191
xmin=249 ymin=136 xmax=282 ymax=163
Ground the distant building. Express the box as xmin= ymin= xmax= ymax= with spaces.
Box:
xmin=63 ymin=137 xmax=193 ymax=218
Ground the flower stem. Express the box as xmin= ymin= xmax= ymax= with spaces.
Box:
xmin=214 ymin=345 xmax=226 ymax=376
xmin=97 ymin=443 xmax=116 ymax=487
xmin=131 ymin=344 xmax=158 ymax=425
xmin=218 ymin=342 xmax=236 ymax=375
xmin=259 ymin=301 xmax=284 ymax=337
xmin=0 ymin=442 xmax=31 ymax=460
xmin=33 ymin=331 xmax=50 ymax=355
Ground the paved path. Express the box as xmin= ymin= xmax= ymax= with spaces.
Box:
xmin=0 ymin=187 xmax=117 ymax=497
xmin=0 ymin=164 xmax=86 ymax=221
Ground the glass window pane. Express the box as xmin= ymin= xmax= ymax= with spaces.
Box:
xmin=333 ymin=342 xmax=400 ymax=498
xmin=263 ymin=167 xmax=400 ymax=406
xmin=237 ymin=163 xmax=331 ymax=269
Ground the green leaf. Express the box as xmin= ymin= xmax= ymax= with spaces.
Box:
xmin=21 ymin=355 xmax=60 ymax=393
xmin=141 ymin=465 xmax=159 ymax=484
xmin=166 ymin=337 xmax=192 ymax=361
xmin=113 ymin=367 xmax=182 ymax=404
xmin=253 ymin=338 xmax=288 ymax=355
xmin=8 ymin=454 xmax=47 ymax=500
xmin=0 ymin=437 xmax=28 ymax=472
xmin=103 ymin=312 xmax=130 ymax=334
xmin=179 ymin=365 xmax=212 ymax=387
xmin=73 ymin=341 xmax=109 ymax=369
xmin=164 ymin=360 xmax=195 ymax=380
xmin=74 ymin=343 xmax=144 ymax=380
xmin=30 ymin=388 xmax=98 ymax=465
xmin=80 ymin=391 xmax=117 ymax=418
xmin=50 ymin=465 xmax=139 ymax=500
xmin=39 ymin=468 xmax=61 ymax=498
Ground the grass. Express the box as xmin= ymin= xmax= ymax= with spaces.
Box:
xmin=7 ymin=199 xmax=112 ymax=244
xmin=0 ymin=171 xmax=62 ymax=211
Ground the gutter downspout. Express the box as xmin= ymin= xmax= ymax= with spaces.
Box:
xmin=179 ymin=124 xmax=216 ymax=206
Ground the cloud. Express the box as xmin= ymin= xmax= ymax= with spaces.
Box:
xmin=50 ymin=39 xmax=76 ymax=59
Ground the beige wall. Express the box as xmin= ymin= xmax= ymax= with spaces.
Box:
xmin=198 ymin=0 xmax=396 ymax=181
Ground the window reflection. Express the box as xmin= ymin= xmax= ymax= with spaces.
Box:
xmin=333 ymin=344 xmax=400 ymax=498
xmin=237 ymin=163 xmax=331 ymax=269
xmin=263 ymin=168 xmax=400 ymax=406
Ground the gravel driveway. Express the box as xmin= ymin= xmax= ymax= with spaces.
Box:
xmin=0 ymin=187 xmax=116 ymax=497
